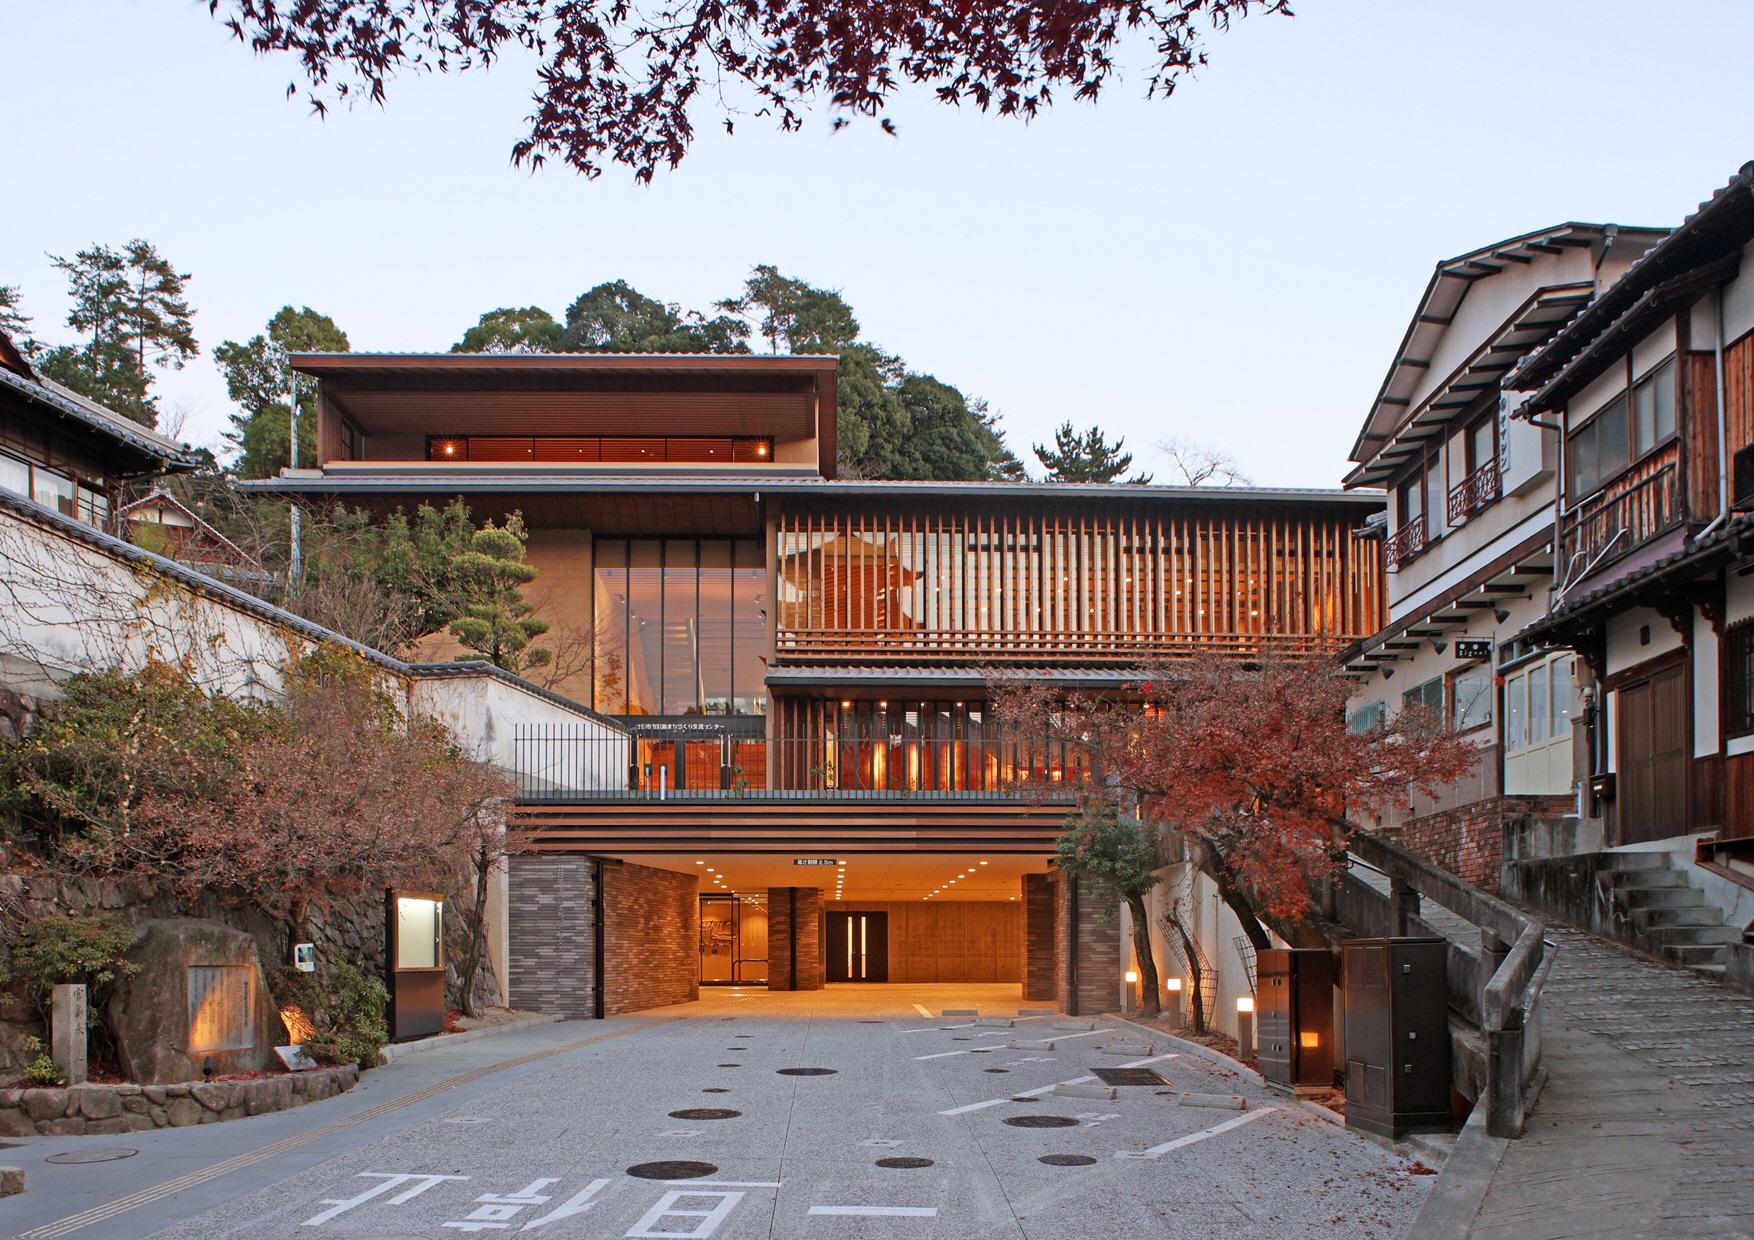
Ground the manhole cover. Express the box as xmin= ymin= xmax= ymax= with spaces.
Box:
xmin=1040 ymin=1154 xmax=1097 ymax=1167
xmin=858 ymin=1020 xmax=885 ymax=1025
xmin=1092 ymin=1067 xmax=1170 ymax=1087
xmin=876 ymin=1156 xmax=934 ymax=1169
xmin=983 ymin=1068 xmax=1010 ymax=1074
xmin=777 ymin=1067 xmax=837 ymax=1076
xmin=45 ymin=1148 xmax=138 ymax=1164
xmin=1004 ymin=1115 xmax=1078 ymax=1129
xmin=702 ymin=1087 xmax=731 ymax=1094
xmin=667 ymin=1108 xmax=742 ymax=1121
xmin=1009 ymin=1095 xmax=1041 ymax=1103
xmin=628 ymin=1161 xmax=719 ymax=1180
xmin=717 ymin=1063 xmax=741 ymax=1068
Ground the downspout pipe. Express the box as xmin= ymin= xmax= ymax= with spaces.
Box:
xmin=1697 ymin=286 xmax=1732 ymax=541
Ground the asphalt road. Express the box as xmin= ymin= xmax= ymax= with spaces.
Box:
xmin=3 ymin=984 xmax=1429 ymax=1239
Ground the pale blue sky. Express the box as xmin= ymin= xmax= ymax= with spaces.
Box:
xmin=2 ymin=1 xmax=1750 ymax=484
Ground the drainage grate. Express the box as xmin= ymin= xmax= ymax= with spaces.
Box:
xmin=1039 ymin=1154 xmax=1097 ymax=1167
xmin=1092 ymin=1067 xmax=1170 ymax=1087
xmin=628 ymin=1161 xmax=719 ymax=1180
xmin=776 ymin=1067 xmax=837 ymax=1076
xmin=875 ymin=1157 xmax=934 ymax=1169
xmin=45 ymin=1149 xmax=138 ymax=1164
xmin=1004 ymin=1115 xmax=1078 ymax=1129
xmin=667 ymin=1108 xmax=741 ymax=1121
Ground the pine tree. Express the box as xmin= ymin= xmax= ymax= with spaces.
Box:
xmin=448 ymin=515 xmax=551 ymax=673
xmin=1032 ymin=422 xmax=1150 ymax=484
xmin=215 ymin=306 xmax=350 ymax=476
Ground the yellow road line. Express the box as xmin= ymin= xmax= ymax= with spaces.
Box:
xmin=21 ymin=1019 xmax=669 ymax=1239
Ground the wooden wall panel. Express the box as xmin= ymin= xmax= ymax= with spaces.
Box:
xmin=1687 ymin=350 xmax=1721 ymax=521
xmin=824 ymin=901 xmax=1021 ymax=983
xmin=1725 ymin=330 xmax=1754 ymax=462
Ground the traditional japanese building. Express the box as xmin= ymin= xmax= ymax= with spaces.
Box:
xmin=245 ymin=352 xmax=1387 ymax=1016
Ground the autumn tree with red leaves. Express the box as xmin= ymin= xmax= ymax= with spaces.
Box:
xmin=210 ymin=0 xmax=1290 ymax=180
xmin=2 ymin=652 xmax=516 ymax=1009
xmin=994 ymin=650 xmax=1473 ymax=995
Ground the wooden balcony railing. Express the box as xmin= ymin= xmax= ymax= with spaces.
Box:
xmin=1448 ymin=459 xmax=1501 ymax=526
xmin=771 ymin=629 xmax=1356 ymax=664
xmin=1560 ymin=454 xmax=1680 ymax=576
xmin=1385 ymin=513 xmax=1428 ymax=573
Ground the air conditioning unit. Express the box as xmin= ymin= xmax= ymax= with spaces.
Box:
xmin=1735 ymin=444 xmax=1754 ymax=512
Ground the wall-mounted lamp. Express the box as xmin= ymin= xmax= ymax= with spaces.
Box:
xmin=1494 ymin=608 xmax=1511 ymax=623
xmin=1431 ymin=640 xmax=1447 ymax=654
xmin=1381 ymin=667 xmax=1395 ymax=680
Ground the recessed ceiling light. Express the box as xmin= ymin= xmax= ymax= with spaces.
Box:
xmin=979 ymin=861 xmax=988 ymax=866
xmin=695 ymin=861 xmax=705 ymax=866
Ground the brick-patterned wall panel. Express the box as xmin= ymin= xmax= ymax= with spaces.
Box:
xmin=507 ymin=854 xmax=595 ymax=1020
xmin=767 ymin=887 xmax=825 ymax=991
xmin=603 ymin=862 xmax=698 ymax=1015
xmin=1022 ymin=874 xmax=1055 ymax=1001
xmin=1051 ymin=871 xmax=1121 ymax=1016
xmin=1398 ymin=795 xmax=1574 ymax=893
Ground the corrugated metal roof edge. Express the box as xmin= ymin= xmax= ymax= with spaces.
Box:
xmin=0 ymin=488 xmax=615 ymax=728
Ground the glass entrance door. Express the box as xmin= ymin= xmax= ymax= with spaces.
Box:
xmin=699 ymin=893 xmax=768 ymax=985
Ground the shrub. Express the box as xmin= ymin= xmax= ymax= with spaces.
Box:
xmin=279 ymin=962 xmax=389 ymax=1069
xmin=10 ymin=915 xmax=138 ymax=1019
xmin=19 ymin=1036 xmax=64 ymax=1086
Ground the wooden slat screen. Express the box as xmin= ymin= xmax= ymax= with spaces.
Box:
xmin=774 ymin=501 xmax=1383 ymax=663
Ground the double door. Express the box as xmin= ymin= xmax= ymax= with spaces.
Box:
xmin=826 ymin=911 xmax=889 ymax=983
xmin=1616 ymin=661 xmax=1688 ymax=844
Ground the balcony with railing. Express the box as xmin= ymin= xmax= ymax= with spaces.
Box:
xmin=1384 ymin=513 xmax=1428 ymax=573
xmin=512 ymin=725 xmax=1086 ymax=804
xmin=1559 ymin=447 xmax=1681 ymax=577
xmin=1447 ymin=458 xmax=1501 ymax=526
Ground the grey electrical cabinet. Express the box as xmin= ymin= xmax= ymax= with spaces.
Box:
xmin=1258 ymin=948 xmax=1337 ymax=1092
xmin=1342 ymin=937 xmax=1450 ymax=1139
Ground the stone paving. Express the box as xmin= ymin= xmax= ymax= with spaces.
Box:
xmin=1465 ymin=924 xmax=1754 ymax=1240
xmin=0 ymin=983 xmax=1435 ymax=1239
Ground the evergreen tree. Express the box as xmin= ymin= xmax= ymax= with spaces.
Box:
xmin=451 ymin=306 xmax=564 ymax=353
xmin=41 ymin=240 xmax=198 ymax=427
xmin=0 ymin=284 xmax=34 ymax=351
xmin=716 ymin=264 xmax=860 ymax=354
xmin=448 ymin=514 xmax=551 ymax=673
xmin=215 ymin=306 xmax=350 ymax=477
xmin=1033 ymin=421 xmax=1150 ymax=484
xmin=561 ymin=280 xmax=747 ymax=354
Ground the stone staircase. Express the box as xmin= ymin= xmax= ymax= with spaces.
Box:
xmin=1603 ymin=851 xmax=1738 ymax=978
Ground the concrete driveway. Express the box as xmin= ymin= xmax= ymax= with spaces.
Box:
xmin=7 ymin=984 xmax=1429 ymax=1239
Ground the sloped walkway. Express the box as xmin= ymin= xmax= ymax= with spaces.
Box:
xmin=1463 ymin=923 xmax=1754 ymax=1239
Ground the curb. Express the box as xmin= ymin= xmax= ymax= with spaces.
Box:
xmin=377 ymin=1014 xmax=562 ymax=1066
xmin=1103 ymin=1014 xmax=1266 ymax=1088
xmin=1405 ymin=1103 xmax=1507 ymax=1237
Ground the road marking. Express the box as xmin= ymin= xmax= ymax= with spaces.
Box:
xmin=20 ymin=1019 xmax=672 ymax=1239
xmin=303 ymin=1172 xmax=466 ymax=1227
xmin=665 ymin=1181 xmax=783 ymax=1189
xmin=809 ymin=1206 xmax=938 ymax=1218
xmin=912 ymin=1004 xmax=934 ymax=1017
xmin=627 ymin=1190 xmax=742 ymax=1238
xmin=914 ymin=1049 xmax=971 ymax=1061
xmin=899 ymin=1023 xmax=975 ymax=1033
xmin=937 ymin=1053 xmax=1178 ymax=1115
xmin=1118 ymin=1106 xmax=1275 ymax=1159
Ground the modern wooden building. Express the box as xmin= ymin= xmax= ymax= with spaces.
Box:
xmin=247 ymin=351 xmax=1386 ymax=1016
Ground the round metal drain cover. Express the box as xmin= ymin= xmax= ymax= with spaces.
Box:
xmin=45 ymin=1148 xmax=138 ymax=1164
xmin=876 ymin=1156 xmax=935 ymax=1169
xmin=1040 ymin=1154 xmax=1097 ymax=1167
xmin=1004 ymin=1115 xmax=1078 ymax=1129
xmin=776 ymin=1067 xmax=837 ymax=1076
xmin=667 ymin=1108 xmax=741 ymax=1121
xmin=983 ymin=1068 xmax=1010 ymax=1074
xmin=628 ymin=1161 xmax=719 ymax=1180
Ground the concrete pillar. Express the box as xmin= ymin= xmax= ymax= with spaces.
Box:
xmin=1389 ymin=878 xmax=1420 ymax=937
xmin=1021 ymin=874 xmax=1055 ymax=1001
xmin=51 ymin=984 xmax=87 ymax=1085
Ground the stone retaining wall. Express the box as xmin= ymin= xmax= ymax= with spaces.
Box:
xmin=0 ymin=1064 xmax=358 ymax=1137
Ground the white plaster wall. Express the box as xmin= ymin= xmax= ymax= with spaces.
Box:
xmin=1630 ymin=323 xmax=1677 ymax=381
xmin=1695 ymin=609 xmax=1720 ymax=758
xmin=1569 ymin=363 xmax=1630 ymax=436
xmin=1605 ymin=606 xmax=1684 ymax=675
xmin=1390 ymin=505 xmax=1555 ymax=622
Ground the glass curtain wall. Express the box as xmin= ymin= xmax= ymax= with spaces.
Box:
xmin=592 ymin=538 xmax=767 ymax=716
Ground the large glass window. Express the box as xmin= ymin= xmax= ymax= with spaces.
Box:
xmin=592 ymin=538 xmax=769 ymax=716
xmin=1450 ymin=662 xmax=1492 ymax=732
xmin=0 ymin=451 xmax=29 ymax=499
xmin=31 ymin=467 xmax=75 ymax=518
xmin=1569 ymin=394 xmax=1629 ymax=500
xmin=1633 ymin=360 xmax=1676 ymax=456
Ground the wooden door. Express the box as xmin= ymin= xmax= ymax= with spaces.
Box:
xmin=1617 ymin=663 xmax=1688 ymax=844
xmin=826 ymin=912 xmax=889 ymax=982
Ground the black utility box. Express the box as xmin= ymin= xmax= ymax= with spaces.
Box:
xmin=1258 ymin=947 xmax=1337 ymax=1092
xmin=1341 ymin=936 xmax=1450 ymax=1139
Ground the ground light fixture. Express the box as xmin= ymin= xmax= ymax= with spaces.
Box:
xmin=1164 ymin=977 xmax=1184 ymax=1028
xmin=1236 ymin=995 xmax=1256 ymax=1056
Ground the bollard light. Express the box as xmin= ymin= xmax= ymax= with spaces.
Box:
xmin=1123 ymin=969 xmax=1140 ymax=1013
xmin=1163 ymin=977 xmax=1184 ymax=1030
xmin=1124 ymin=970 xmax=1139 ymax=984
xmin=1236 ymin=995 xmax=1255 ymax=1058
